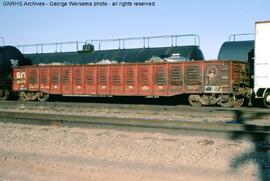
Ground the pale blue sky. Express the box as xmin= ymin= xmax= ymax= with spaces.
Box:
xmin=0 ymin=0 xmax=269 ymax=58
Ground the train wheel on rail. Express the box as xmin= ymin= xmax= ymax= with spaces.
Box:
xmin=233 ymin=97 xmax=245 ymax=108
xmin=0 ymin=89 xmax=9 ymax=101
xmin=19 ymin=92 xmax=28 ymax=101
xmin=188 ymin=95 xmax=202 ymax=107
xmin=263 ymin=91 xmax=270 ymax=108
xmin=220 ymin=95 xmax=234 ymax=108
xmin=37 ymin=92 xmax=49 ymax=102
xmin=220 ymin=95 xmax=244 ymax=108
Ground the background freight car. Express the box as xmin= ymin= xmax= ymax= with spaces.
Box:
xmin=21 ymin=35 xmax=204 ymax=65
xmin=0 ymin=46 xmax=29 ymax=100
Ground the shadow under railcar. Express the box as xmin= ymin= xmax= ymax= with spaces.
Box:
xmin=48 ymin=94 xmax=190 ymax=106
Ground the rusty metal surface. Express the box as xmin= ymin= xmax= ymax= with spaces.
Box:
xmin=12 ymin=60 xmax=251 ymax=98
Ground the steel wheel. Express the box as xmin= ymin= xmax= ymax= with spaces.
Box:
xmin=188 ymin=95 xmax=202 ymax=107
xmin=19 ymin=92 xmax=28 ymax=101
xmin=263 ymin=92 xmax=270 ymax=108
xmin=220 ymin=96 xmax=234 ymax=108
xmin=37 ymin=93 xmax=49 ymax=102
xmin=0 ymin=89 xmax=9 ymax=101
xmin=233 ymin=97 xmax=245 ymax=107
xmin=220 ymin=95 xmax=245 ymax=108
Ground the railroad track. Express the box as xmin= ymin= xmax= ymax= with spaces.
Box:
xmin=1 ymin=110 xmax=270 ymax=138
xmin=1 ymin=100 xmax=270 ymax=113
xmin=1 ymin=101 xmax=270 ymax=124
xmin=1 ymin=100 xmax=270 ymax=138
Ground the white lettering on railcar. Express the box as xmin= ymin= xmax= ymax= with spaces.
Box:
xmin=16 ymin=72 xmax=21 ymax=79
xmin=142 ymin=86 xmax=149 ymax=90
xmin=16 ymin=72 xmax=26 ymax=84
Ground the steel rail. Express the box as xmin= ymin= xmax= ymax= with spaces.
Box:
xmin=0 ymin=110 xmax=270 ymax=136
xmin=0 ymin=100 xmax=269 ymax=114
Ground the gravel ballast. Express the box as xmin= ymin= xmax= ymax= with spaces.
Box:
xmin=0 ymin=122 xmax=269 ymax=180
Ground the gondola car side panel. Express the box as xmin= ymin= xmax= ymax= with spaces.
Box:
xmin=50 ymin=66 xmax=61 ymax=94
xmin=72 ymin=66 xmax=85 ymax=95
xmin=13 ymin=67 xmax=28 ymax=91
xmin=61 ymin=66 xmax=72 ymax=95
xmin=39 ymin=66 xmax=51 ymax=93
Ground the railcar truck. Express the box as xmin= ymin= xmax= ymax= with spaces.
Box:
xmin=254 ymin=21 xmax=270 ymax=108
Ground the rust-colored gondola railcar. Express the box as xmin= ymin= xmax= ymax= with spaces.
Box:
xmin=12 ymin=60 xmax=252 ymax=107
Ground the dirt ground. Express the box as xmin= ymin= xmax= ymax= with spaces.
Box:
xmin=0 ymin=122 xmax=269 ymax=181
